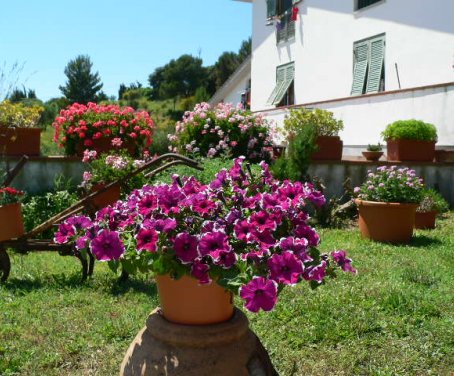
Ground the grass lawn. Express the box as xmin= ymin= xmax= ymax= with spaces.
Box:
xmin=1 ymin=214 xmax=454 ymax=375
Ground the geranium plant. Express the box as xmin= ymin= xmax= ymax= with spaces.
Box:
xmin=55 ymin=157 xmax=355 ymax=313
xmin=168 ymin=102 xmax=274 ymax=162
xmin=52 ymin=102 xmax=155 ymax=156
xmin=354 ymin=166 xmax=424 ymax=203
xmin=0 ymin=187 xmax=24 ymax=206
xmin=416 ymin=188 xmax=449 ymax=213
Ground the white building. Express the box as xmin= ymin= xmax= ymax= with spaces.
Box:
xmin=221 ymin=0 xmax=454 ymax=152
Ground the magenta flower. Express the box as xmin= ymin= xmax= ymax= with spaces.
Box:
xmin=136 ymin=228 xmax=158 ymax=252
xmin=90 ymin=230 xmax=124 ymax=261
xmin=303 ymin=261 xmax=327 ymax=283
xmin=268 ymin=251 xmax=304 ymax=285
xmin=280 ymin=237 xmax=312 ymax=263
xmin=250 ymin=229 xmax=275 ymax=252
xmin=54 ymin=223 xmax=75 ymax=244
xmin=240 ymin=277 xmax=277 ymax=313
xmin=250 ymin=211 xmax=277 ymax=232
xmin=137 ymin=194 xmax=158 ymax=217
xmin=66 ymin=215 xmax=92 ymax=230
xmin=173 ymin=232 xmax=199 ymax=264
xmin=294 ymin=224 xmax=320 ymax=247
xmin=191 ymin=260 xmax=211 ymax=284
xmin=331 ymin=250 xmax=357 ymax=274
xmin=198 ymin=231 xmax=230 ymax=258
xmin=234 ymin=220 xmax=253 ymax=242
xmin=214 ymin=250 xmax=237 ymax=268
xmin=154 ymin=218 xmax=177 ymax=233
xmin=192 ymin=196 xmax=217 ymax=215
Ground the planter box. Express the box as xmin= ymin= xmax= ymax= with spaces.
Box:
xmin=0 ymin=128 xmax=42 ymax=156
xmin=312 ymin=136 xmax=343 ymax=161
xmin=0 ymin=203 xmax=25 ymax=241
xmin=386 ymin=139 xmax=436 ymax=162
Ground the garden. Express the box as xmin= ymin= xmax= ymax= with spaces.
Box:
xmin=1 ymin=101 xmax=453 ymax=375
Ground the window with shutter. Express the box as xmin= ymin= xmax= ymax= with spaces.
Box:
xmin=356 ymin=0 xmax=382 ymax=10
xmin=267 ymin=63 xmax=295 ymax=106
xmin=267 ymin=0 xmax=277 ymax=19
xmin=351 ymin=34 xmax=385 ymax=96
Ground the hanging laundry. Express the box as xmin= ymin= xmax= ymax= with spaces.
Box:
xmin=291 ymin=7 xmax=299 ymax=21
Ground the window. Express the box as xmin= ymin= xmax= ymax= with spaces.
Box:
xmin=351 ymin=34 xmax=385 ymax=96
xmin=356 ymin=0 xmax=382 ymax=10
xmin=267 ymin=0 xmax=299 ymax=43
xmin=267 ymin=63 xmax=295 ymax=106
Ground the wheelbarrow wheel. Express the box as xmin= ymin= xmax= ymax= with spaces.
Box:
xmin=0 ymin=249 xmax=11 ymax=282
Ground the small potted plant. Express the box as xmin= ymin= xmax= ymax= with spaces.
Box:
xmin=354 ymin=166 xmax=424 ymax=243
xmin=80 ymin=149 xmax=147 ymax=210
xmin=284 ymin=108 xmax=344 ymax=161
xmin=362 ymin=143 xmax=383 ymax=161
xmin=55 ymin=157 xmax=356 ymax=324
xmin=0 ymin=186 xmax=25 ymax=241
xmin=381 ymin=119 xmax=437 ymax=162
xmin=0 ymin=100 xmax=44 ymax=156
xmin=52 ymin=102 xmax=155 ymax=157
xmin=415 ymin=189 xmax=449 ymax=230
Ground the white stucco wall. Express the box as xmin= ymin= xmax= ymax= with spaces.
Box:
xmin=222 ymin=72 xmax=250 ymax=105
xmin=260 ymin=83 xmax=454 ymax=150
xmin=251 ymin=0 xmax=454 ymax=111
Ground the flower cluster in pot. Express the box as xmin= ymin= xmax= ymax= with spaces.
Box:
xmin=0 ymin=100 xmax=43 ymax=129
xmin=52 ymin=102 xmax=154 ymax=155
xmin=0 ymin=187 xmax=24 ymax=206
xmin=354 ymin=166 xmax=424 ymax=203
xmin=168 ymin=102 xmax=275 ymax=163
xmin=55 ymin=157 xmax=356 ymax=313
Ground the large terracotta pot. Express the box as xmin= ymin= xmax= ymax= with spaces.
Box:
xmin=0 ymin=203 xmax=25 ymax=241
xmin=386 ymin=139 xmax=435 ymax=162
xmin=89 ymin=183 xmax=121 ymax=210
xmin=414 ymin=211 xmax=437 ymax=230
xmin=355 ymin=199 xmax=418 ymax=243
xmin=75 ymin=137 xmax=137 ymax=157
xmin=155 ymin=274 xmax=234 ymax=325
xmin=312 ymin=136 xmax=343 ymax=161
xmin=0 ymin=127 xmax=42 ymax=156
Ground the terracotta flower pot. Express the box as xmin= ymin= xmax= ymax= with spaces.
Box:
xmin=0 ymin=203 xmax=25 ymax=241
xmin=75 ymin=137 xmax=137 ymax=157
xmin=311 ymin=136 xmax=343 ymax=161
xmin=0 ymin=127 xmax=42 ymax=156
xmin=434 ymin=150 xmax=454 ymax=163
xmin=355 ymin=199 xmax=418 ymax=243
xmin=386 ymin=139 xmax=435 ymax=162
xmin=414 ymin=211 xmax=437 ymax=230
xmin=89 ymin=183 xmax=121 ymax=210
xmin=362 ymin=151 xmax=384 ymax=161
xmin=155 ymin=274 xmax=234 ymax=325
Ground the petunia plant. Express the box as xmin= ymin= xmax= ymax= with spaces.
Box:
xmin=55 ymin=157 xmax=356 ymax=313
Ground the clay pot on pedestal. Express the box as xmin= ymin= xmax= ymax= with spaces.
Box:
xmin=89 ymin=183 xmax=121 ymax=210
xmin=0 ymin=128 xmax=42 ymax=156
xmin=362 ymin=151 xmax=384 ymax=161
xmin=414 ymin=211 xmax=437 ymax=230
xmin=0 ymin=203 xmax=25 ymax=241
xmin=355 ymin=199 xmax=418 ymax=243
xmin=386 ymin=139 xmax=435 ymax=162
xmin=311 ymin=136 xmax=343 ymax=161
xmin=155 ymin=274 xmax=234 ymax=325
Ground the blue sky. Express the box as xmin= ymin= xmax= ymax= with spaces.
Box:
xmin=0 ymin=0 xmax=252 ymax=101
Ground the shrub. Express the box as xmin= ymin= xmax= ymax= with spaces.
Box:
xmin=367 ymin=143 xmax=382 ymax=152
xmin=52 ymin=102 xmax=155 ymax=156
xmin=169 ymin=102 xmax=274 ymax=162
xmin=0 ymin=100 xmax=44 ymax=129
xmin=417 ymin=189 xmax=450 ymax=213
xmin=381 ymin=120 xmax=438 ymax=142
xmin=284 ymin=108 xmax=344 ymax=137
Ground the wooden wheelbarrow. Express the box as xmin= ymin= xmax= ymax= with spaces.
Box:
xmin=0 ymin=153 xmax=202 ymax=283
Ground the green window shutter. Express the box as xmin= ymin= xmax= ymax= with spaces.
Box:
xmin=366 ymin=36 xmax=385 ymax=93
xmin=272 ymin=63 xmax=295 ymax=105
xmin=292 ymin=0 xmax=301 ymax=4
xmin=287 ymin=19 xmax=296 ymax=39
xmin=266 ymin=66 xmax=286 ymax=105
xmin=267 ymin=0 xmax=277 ymax=19
xmin=351 ymin=42 xmax=369 ymax=96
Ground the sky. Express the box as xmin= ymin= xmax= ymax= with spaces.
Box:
xmin=0 ymin=0 xmax=252 ymax=101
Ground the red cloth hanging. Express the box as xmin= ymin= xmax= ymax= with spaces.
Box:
xmin=291 ymin=7 xmax=298 ymax=21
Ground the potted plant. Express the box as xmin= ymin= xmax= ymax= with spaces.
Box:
xmin=0 ymin=186 xmax=25 ymax=241
xmin=0 ymin=100 xmax=44 ymax=156
xmin=55 ymin=157 xmax=356 ymax=324
xmin=362 ymin=143 xmax=383 ymax=161
xmin=52 ymin=102 xmax=155 ymax=157
xmin=169 ymin=102 xmax=274 ymax=163
xmin=381 ymin=119 xmax=437 ymax=162
xmin=80 ymin=150 xmax=147 ymax=210
xmin=284 ymin=108 xmax=344 ymax=161
xmin=415 ymin=189 xmax=449 ymax=230
xmin=354 ymin=166 xmax=424 ymax=243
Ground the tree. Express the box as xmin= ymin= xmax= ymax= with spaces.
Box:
xmin=212 ymin=52 xmax=240 ymax=90
xmin=59 ymin=55 xmax=103 ymax=104
xmin=8 ymin=86 xmax=36 ymax=102
xmin=238 ymin=38 xmax=252 ymax=63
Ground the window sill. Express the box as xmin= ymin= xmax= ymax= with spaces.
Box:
xmin=354 ymin=0 xmax=385 ymax=13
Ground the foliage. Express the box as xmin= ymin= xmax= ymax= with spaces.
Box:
xmin=169 ymin=102 xmax=274 ymax=162
xmin=55 ymin=158 xmax=355 ymax=313
xmin=284 ymin=107 xmax=344 ymax=137
xmin=59 ymin=55 xmax=103 ymax=104
xmin=0 ymin=187 xmax=24 ymax=206
xmin=0 ymin=100 xmax=44 ymax=129
xmin=211 ymin=52 xmax=241 ymax=89
xmin=354 ymin=166 xmax=424 ymax=203
xmin=417 ymin=188 xmax=450 ymax=213
xmin=367 ymin=143 xmax=382 ymax=152
xmin=382 ymin=119 xmax=438 ymax=142
xmin=7 ymin=86 xmax=36 ymax=102
xmin=52 ymin=102 xmax=155 ymax=156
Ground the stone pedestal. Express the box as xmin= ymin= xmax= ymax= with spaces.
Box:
xmin=120 ymin=308 xmax=277 ymax=376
